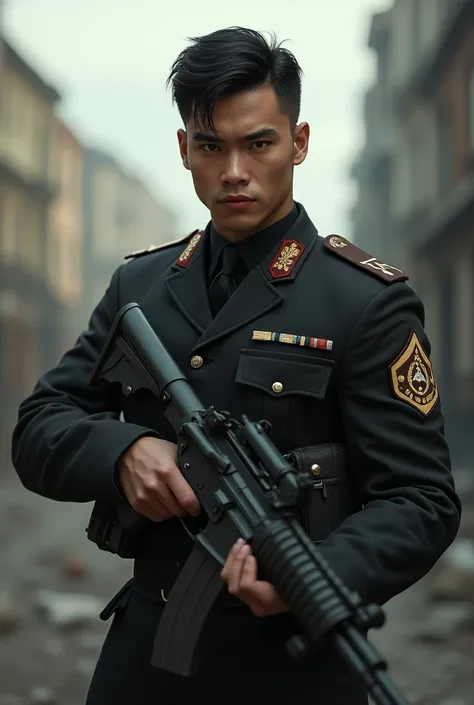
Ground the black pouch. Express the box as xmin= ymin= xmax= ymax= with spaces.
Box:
xmin=86 ymin=500 xmax=149 ymax=558
xmin=285 ymin=443 xmax=358 ymax=543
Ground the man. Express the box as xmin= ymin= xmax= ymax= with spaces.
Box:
xmin=12 ymin=26 xmax=461 ymax=705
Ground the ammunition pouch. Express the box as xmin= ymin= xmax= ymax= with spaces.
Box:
xmin=86 ymin=500 xmax=149 ymax=559
xmin=285 ymin=443 xmax=357 ymax=543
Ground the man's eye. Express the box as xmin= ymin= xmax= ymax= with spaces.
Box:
xmin=201 ymin=143 xmax=220 ymax=152
xmin=251 ymin=141 xmax=270 ymax=149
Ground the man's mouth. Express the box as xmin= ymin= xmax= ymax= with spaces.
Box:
xmin=220 ymin=195 xmax=256 ymax=209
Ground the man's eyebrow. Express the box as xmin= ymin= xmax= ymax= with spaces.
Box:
xmin=190 ymin=127 xmax=279 ymax=142
xmin=244 ymin=127 xmax=278 ymax=140
xmin=191 ymin=131 xmax=222 ymax=142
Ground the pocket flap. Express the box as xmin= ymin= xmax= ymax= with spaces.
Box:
xmin=236 ymin=348 xmax=333 ymax=399
xmin=286 ymin=443 xmax=347 ymax=481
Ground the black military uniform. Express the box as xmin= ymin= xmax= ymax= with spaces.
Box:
xmin=11 ymin=203 xmax=461 ymax=705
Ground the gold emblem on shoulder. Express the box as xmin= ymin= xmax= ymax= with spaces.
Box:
xmin=124 ymin=230 xmax=201 ymax=260
xmin=124 ymin=244 xmax=162 ymax=259
xmin=328 ymin=236 xmax=347 ymax=249
xmin=269 ymin=240 xmax=305 ymax=279
xmin=389 ymin=331 xmax=438 ymax=416
xmin=176 ymin=232 xmax=202 ymax=268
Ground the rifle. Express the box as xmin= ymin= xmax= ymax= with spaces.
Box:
xmin=89 ymin=302 xmax=411 ymax=705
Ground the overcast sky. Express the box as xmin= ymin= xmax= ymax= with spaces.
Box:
xmin=5 ymin=0 xmax=392 ymax=239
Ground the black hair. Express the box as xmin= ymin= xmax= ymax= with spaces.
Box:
xmin=166 ymin=26 xmax=303 ymax=132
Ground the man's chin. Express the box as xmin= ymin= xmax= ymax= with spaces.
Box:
xmin=212 ymin=205 xmax=264 ymax=230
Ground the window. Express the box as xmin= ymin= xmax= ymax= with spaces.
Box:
xmin=437 ymin=108 xmax=453 ymax=197
xmin=469 ymin=65 xmax=474 ymax=153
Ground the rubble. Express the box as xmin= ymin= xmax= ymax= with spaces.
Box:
xmin=429 ymin=539 xmax=474 ymax=603
xmin=0 ymin=696 xmax=25 ymax=705
xmin=413 ymin=603 xmax=474 ymax=643
xmin=60 ymin=555 xmax=88 ymax=581
xmin=1 ymin=466 xmax=473 ymax=704
xmin=34 ymin=590 xmax=103 ymax=629
xmin=0 ymin=591 xmax=22 ymax=634
xmin=27 ymin=688 xmax=56 ymax=705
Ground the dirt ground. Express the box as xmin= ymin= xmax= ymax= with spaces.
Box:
xmin=0 ymin=465 xmax=473 ymax=705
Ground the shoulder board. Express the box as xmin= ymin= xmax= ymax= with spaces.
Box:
xmin=124 ymin=229 xmax=201 ymax=260
xmin=323 ymin=234 xmax=408 ymax=283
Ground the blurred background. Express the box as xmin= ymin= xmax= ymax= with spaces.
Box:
xmin=0 ymin=1 xmax=473 ymax=703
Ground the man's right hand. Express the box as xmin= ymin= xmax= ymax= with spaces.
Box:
xmin=117 ymin=437 xmax=200 ymax=522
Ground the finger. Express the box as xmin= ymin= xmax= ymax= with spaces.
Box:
xmin=228 ymin=544 xmax=251 ymax=596
xmin=238 ymin=554 xmax=258 ymax=593
xmin=167 ymin=466 xmax=201 ymax=516
xmin=221 ymin=539 xmax=245 ymax=582
xmin=136 ymin=500 xmax=173 ymax=522
xmin=152 ymin=484 xmax=189 ymax=517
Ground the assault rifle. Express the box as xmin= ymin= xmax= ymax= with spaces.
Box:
xmin=89 ymin=302 xmax=410 ymax=705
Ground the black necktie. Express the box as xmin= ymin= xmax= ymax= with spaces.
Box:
xmin=208 ymin=244 xmax=246 ymax=317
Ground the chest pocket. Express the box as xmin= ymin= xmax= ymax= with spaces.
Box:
xmin=235 ymin=348 xmax=334 ymax=449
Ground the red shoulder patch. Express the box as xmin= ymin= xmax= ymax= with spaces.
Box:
xmin=175 ymin=231 xmax=203 ymax=268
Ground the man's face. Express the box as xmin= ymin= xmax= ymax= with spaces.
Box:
xmin=177 ymin=85 xmax=310 ymax=241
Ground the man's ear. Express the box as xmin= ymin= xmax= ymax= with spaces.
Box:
xmin=293 ymin=122 xmax=310 ymax=166
xmin=177 ymin=129 xmax=190 ymax=170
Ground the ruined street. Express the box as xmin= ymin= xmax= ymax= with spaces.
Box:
xmin=0 ymin=466 xmax=473 ymax=705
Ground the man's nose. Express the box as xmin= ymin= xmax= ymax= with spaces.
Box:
xmin=221 ymin=152 xmax=250 ymax=185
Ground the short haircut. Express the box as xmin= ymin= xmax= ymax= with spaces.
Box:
xmin=167 ymin=26 xmax=303 ymax=132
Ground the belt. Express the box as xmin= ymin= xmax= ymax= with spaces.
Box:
xmin=133 ymin=555 xmax=183 ymax=603
xmin=132 ymin=552 xmax=242 ymax=608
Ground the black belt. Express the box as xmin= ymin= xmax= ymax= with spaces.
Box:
xmin=132 ymin=555 xmax=182 ymax=603
xmin=132 ymin=552 xmax=242 ymax=608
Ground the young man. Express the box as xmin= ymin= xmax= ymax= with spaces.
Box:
xmin=11 ymin=27 xmax=461 ymax=705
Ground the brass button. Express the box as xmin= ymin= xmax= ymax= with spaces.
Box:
xmin=310 ymin=464 xmax=321 ymax=477
xmin=272 ymin=381 xmax=283 ymax=394
xmin=190 ymin=355 xmax=203 ymax=369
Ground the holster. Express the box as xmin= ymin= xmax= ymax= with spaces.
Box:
xmin=285 ymin=443 xmax=357 ymax=543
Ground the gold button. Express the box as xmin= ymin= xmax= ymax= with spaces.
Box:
xmin=272 ymin=381 xmax=283 ymax=394
xmin=190 ymin=355 xmax=203 ymax=369
xmin=310 ymin=464 xmax=321 ymax=477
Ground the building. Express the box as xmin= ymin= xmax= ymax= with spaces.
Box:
xmin=349 ymin=8 xmax=396 ymax=261
xmin=47 ymin=117 xmax=85 ymax=349
xmin=0 ymin=39 xmax=61 ymax=459
xmin=80 ymin=148 xmax=176 ymax=329
xmin=351 ymin=0 xmax=474 ymax=463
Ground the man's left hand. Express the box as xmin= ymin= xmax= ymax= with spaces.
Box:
xmin=220 ymin=538 xmax=288 ymax=617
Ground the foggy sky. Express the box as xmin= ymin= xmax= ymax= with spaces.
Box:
xmin=5 ymin=0 xmax=392 ymax=239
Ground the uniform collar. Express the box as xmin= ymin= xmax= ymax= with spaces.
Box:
xmin=165 ymin=203 xmax=318 ymax=346
xmin=208 ymin=202 xmax=300 ymax=279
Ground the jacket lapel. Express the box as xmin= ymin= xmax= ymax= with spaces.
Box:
xmin=192 ymin=205 xmax=318 ymax=353
xmin=164 ymin=233 xmax=213 ymax=334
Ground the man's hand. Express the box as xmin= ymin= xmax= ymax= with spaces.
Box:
xmin=117 ymin=437 xmax=200 ymax=522
xmin=220 ymin=538 xmax=288 ymax=617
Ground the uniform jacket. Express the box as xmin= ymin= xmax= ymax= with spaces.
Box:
xmin=11 ymin=204 xmax=461 ymax=701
